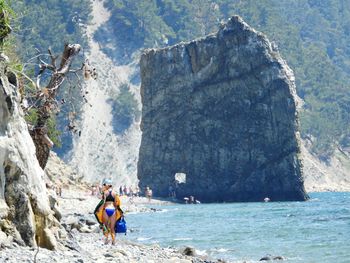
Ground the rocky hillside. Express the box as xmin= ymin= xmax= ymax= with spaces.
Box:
xmin=0 ymin=55 xmax=58 ymax=249
xmin=68 ymin=0 xmax=141 ymax=187
xmin=302 ymin=141 xmax=350 ymax=192
xmin=138 ymin=16 xmax=308 ymax=202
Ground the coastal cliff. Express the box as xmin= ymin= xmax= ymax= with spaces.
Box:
xmin=0 ymin=55 xmax=59 ymax=249
xmin=138 ymin=16 xmax=308 ymax=202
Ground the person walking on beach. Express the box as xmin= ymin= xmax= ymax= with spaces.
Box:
xmin=101 ymin=179 xmax=122 ymax=245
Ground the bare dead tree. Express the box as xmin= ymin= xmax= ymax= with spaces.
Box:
xmin=27 ymin=43 xmax=82 ymax=169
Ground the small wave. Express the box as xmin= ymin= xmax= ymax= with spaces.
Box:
xmin=335 ymin=216 xmax=350 ymax=220
xmin=309 ymin=198 xmax=320 ymax=202
xmin=126 ymin=211 xmax=139 ymax=215
xmin=156 ymin=209 xmax=169 ymax=213
xmin=216 ymin=248 xmax=229 ymax=253
xmin=313 ymin=218 xmax=330 ymax=222
xmin=173 ymin=237 xmax=193 ymax=241
xmin=137 ymin=237 xmax=153 ymax=241
xmin=195 ymin=249 xmax=207 ymax=256
xmin=210 ymin=247 xmax=234 ymax=253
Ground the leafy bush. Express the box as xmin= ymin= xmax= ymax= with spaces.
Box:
xmin=0 ymin=0 xmax=12 ymax=45
xmin=108 ymin=83 xmax=140 ymax=134
xmin=25 ymin=109 xmax=62 ymax=148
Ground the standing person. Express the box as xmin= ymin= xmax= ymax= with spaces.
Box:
xmin=149 ymin=188 xmax=153 ymax=201
xmin=119 ymin=186 xmax=123 ymax=196
xmin=101 ymin=179 xmax=122 ymax=245
xmin=91 ymin=184 xmax=97 ymax=196
xmin=123 ymin=185 xmax=128 ymax=196
xmin=145 ymin=186 xmax=152 ymax=202
xmin=135 ymin=185 xmax=140 ymax=197
xmin=168 ymin=185 xmax=174 ymax=198
xmin=129 ymin=186 xmax=134 ymax=197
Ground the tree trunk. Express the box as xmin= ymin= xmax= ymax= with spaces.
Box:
xmin=30 ymin=44 xmax=81 ymax=169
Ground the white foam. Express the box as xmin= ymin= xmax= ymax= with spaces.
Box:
xmin=173 ymin=237 xmax=193 ymax=241
xmin=137 ymin=237 xmax=153 ymax=241
xmin=216 ymin=248 xmax=228 ymax=253
xmin=156 ymin=209 xmax=169 ymax=213
xmin=195 ymin=249 xmax=207 ymax=256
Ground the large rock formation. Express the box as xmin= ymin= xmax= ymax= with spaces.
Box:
xmin=138 ymin=16 xmax=308 ymax=202
xmin=0 ymin=55 xmax=59 ymax=249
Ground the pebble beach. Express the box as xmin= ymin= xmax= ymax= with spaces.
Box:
xmin=0 ymin=187 xmax=223 ymax=263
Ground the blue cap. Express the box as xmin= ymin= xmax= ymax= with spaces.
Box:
xmin=102 ymin=178 xmax=112 ymax=185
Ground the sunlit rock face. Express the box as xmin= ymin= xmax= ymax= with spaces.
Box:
xmin=138 ymin=16 xmax=308 ymax=202
xmin=0 ymin=56 xmax=58 ymax=249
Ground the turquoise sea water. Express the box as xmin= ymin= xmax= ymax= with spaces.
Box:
xmin=125 ymin=192 xmax=350 ymax=262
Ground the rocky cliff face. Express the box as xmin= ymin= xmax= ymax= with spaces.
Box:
xmin=138 ymin=16 xmax=308 ymax=202
xmin=0 ymin=55 xmax=59 ymax=249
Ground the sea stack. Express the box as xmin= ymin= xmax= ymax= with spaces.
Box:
xmin=138 ymin=16 xmax=308 ymax=202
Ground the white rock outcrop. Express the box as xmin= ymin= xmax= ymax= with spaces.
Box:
xmin=0 ymin=55 xmax=58 ymax=249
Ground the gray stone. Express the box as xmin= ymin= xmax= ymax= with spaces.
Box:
xmin=0 ymin=230 xmax=8 ymax=244
xmin=181 ymin=246 xmax=197 ymax=256
xmin=138 ymin=16 xmax=308 ymax=202
xmin=65 ymin=216 xmax=79 ymax=227
xmin=78 ymin=226 xmax=92 ymax=233
xmin=53 ymin=205 xmax=62 ymax=221
xmin=85 ymin=218 xmax=97 ymax=226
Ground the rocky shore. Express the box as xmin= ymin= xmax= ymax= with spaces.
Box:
xmin=0 ymin=185 xmax=224 ymax=263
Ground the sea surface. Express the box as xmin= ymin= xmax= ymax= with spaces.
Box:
xmin=125 ymin=192 xmax=350 ymax=262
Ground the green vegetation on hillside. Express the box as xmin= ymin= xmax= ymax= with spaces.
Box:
xmin=9 ymin=0 xmax=92 ymax=156
xmin=12 ymin=0 xmax=91 ymax=60
xmin=108 ymin=83 xmax=140 ymax=134
xmin=8 ymin=0 xmax=350 ymax=160
xmin=103 ymin=0 xmax=350 ymax=160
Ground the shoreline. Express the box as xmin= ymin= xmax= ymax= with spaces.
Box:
xmin=0 ymin=186 xmax=224 ymax=263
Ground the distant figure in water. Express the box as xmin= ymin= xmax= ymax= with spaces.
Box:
xmin=183 ymin=197 xmax=189 ymax=204
xmin=264 ymin=197 xmax=271 ymax=202
xmin=145 ymin=186 xmax=152 ymax=202
xmin=184 ymin=196 xmax=200 ymax=204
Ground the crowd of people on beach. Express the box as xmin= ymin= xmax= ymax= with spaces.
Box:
xmin=91 ymin=183 xmax=140 ymax=197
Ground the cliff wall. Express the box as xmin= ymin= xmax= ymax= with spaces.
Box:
xmin=0 ymin=55 xmax=58 ymax=249
xmin=138 ymin=16 xmax=308 ymax=202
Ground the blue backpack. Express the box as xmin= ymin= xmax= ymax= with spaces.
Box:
xmin=115 ymin=217 xmax=127 ymax=234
